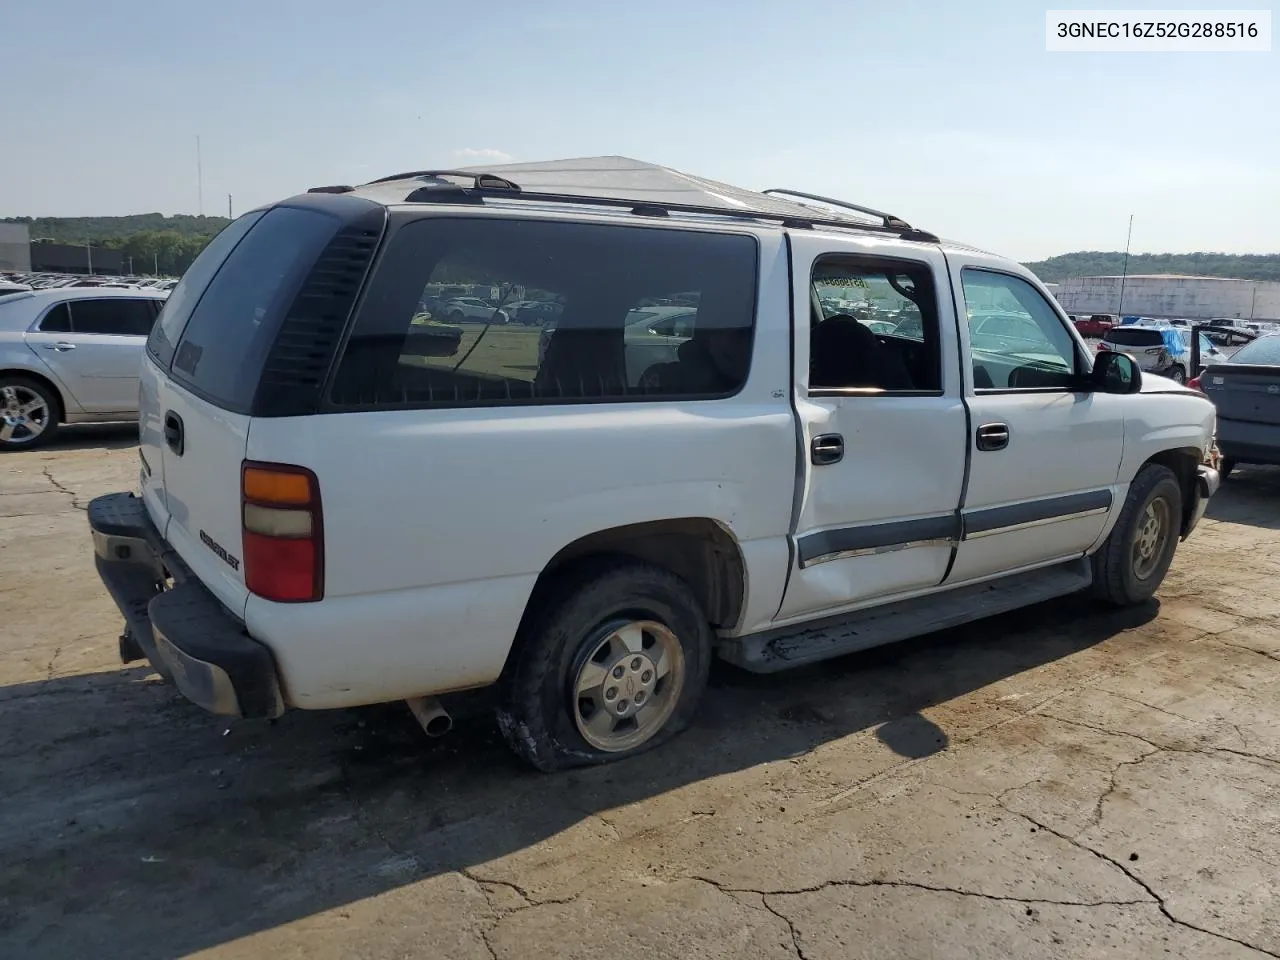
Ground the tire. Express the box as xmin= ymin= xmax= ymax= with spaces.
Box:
xmin=449 ymin=311 xmax=465 ymax=324
xmin=1220 ymin=458 xmax=1236 ymax=480
xmin=497 ymin=560 xmax=713 ymax=772
xmin=0 ymin=376 xmax=60 ymax=451
xmin=1168 ymin=365 xmax=1186 ymax=384
xmin=1091 ymin=463 xmax=1183 ymax=606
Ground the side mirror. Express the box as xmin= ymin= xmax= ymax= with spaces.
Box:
xmin=1090 ymin=350 xmax=1142 ymax=394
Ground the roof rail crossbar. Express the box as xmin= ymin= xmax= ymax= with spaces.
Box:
xmin=383 ymin=182 xmax=939 ymax=242
xmin=367 ymin=169 xmax=522 ymax=191
xmin=762 ymin=188 xmax=913 ymax=230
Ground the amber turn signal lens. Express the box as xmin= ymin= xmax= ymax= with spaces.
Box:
xmin=243 ymin=467 xmax=312 ymax=505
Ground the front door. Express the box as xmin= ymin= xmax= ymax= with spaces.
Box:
xmin=776 ymin=236 xmax=967 ymax=623
xmin=946 ymin=258 xmax=1126 ymax=584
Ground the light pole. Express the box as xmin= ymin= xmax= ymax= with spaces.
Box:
xmin=1116 ymin=214 xmax=1133 ymax=318
xmin=86 ymin=243 xmax=93 ymax=276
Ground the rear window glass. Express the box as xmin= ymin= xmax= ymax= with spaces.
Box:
xmin=330 ymin=218 xmax=758 ymax=408
xmin=166 ymin=206 xmax=341 ymax=411
xmin=148 ymin=211 xmax=263 ymax=367
xmin=38 ymin=303 xmax=71 ymax=332
xmin=1105 ymin=329 xmax=1164 ymax=347
xmin=1227 ymin=335 xmax=1280 ymax=366
xmin=69 ymin=298 xmax=156 ymax=336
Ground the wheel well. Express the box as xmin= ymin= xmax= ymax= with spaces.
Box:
xmin=0 ymin=369 xmax=66 ymax=423
xmin=529 ymin=519 xmax=747 ymax=631
xmin=1144 ymin=447 xmax=1200 ymax=532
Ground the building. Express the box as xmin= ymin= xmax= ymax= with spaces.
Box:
xmin=0 ymin=223 xmax=31 ymax=272
xmin=1055 ymin=274 xmax=1280 ymax=322
xmin=28 ymin=239 xmax=122 ymax=276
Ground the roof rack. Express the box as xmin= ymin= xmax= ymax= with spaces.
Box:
xmin=364 ymin=175 xmax=939 ymax=243
xmin=366 ymin=169 xmax=522 ymax=191
xmin=762 ymin=188 xmax=914 ymax=231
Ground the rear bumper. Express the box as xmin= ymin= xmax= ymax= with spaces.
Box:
xmin=1217 ymin=418 xmax=1280 ymax=466
xmin=1182 ymin=464 xmax=1219 ymax=540
xmin=87 ymin=493 xmax=284 ymax=719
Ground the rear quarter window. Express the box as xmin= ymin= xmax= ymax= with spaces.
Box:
xmin=160 ymin=206 xmax=342 ymax=412
xmin=329 ymin=217 xmax=759 ymax=408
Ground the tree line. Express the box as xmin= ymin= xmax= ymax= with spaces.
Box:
xmin=4 ymin=214 xmax=231 ymax=276
xmin=1025 ymin=251 xmax=1280 ymax=284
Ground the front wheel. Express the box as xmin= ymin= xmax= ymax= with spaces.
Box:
xmin=1168 ymin=365 xmax=1186 ymax=384
xmin=0 ymin=377 xmax=59 ymax=451
xmin=1091 ymin=464 xmax=1182 ymax=606
xmin=497 ymin=561 xmax=712 ymax=771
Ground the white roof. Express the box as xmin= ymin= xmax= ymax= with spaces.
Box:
xmin=360 ymin=155 xmax=902 ymax=231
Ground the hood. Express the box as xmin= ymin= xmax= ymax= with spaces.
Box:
xmin=1139 ymin=372 xmax=1198 ymax=396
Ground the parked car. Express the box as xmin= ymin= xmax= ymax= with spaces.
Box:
xmin=1072 ymin=314 xmax=1116 ymax=337
xmin=443 ymin=296 xmax=509 ymax=324
xmin=86 ymin=160 xmax=1218 ymax=771
xmin=1190 ymin=333 xmax=1280 ymax=478
xmin=506 ymin=299 xmax=563 ymax=325
xmin=0 ymin=287 xmax=167 ymax=449
xmin=1097 ymin=324 xmax=1227 ymax=384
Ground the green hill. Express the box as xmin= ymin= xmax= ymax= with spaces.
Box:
xmin=1025 ymin=252 xmax=1280 ymax=284
xmin=4 ymin=214 xmax=231 ymax=245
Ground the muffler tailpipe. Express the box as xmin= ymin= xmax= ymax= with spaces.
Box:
xmin=406 ymin=696 xmax=453 ymax=737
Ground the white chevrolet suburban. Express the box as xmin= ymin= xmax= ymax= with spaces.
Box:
xmin=88 ymin=157 xmax=1220 ymax=771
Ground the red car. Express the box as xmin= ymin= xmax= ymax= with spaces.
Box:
xmin=1072 ymin=314 xmax=1117 ymax=337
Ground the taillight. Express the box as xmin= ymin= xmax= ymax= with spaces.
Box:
xmin=1187 ymin=376 xmax=1202 ymax=391
xmin=241 ymin=461 xmax=323 ymax=602
xmin=1097 ymin=341 xmax=1109 ymax=352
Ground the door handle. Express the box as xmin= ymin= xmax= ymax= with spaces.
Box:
xmin=43 ymin=342 xmax=76 ymax=352
xmin=163 ymin=411 xmax=185 ymax=456
xmin=975 ymin=422 xmax=1010 ymax=452
xmin=811 ymin=433 xmax=844 ymax=466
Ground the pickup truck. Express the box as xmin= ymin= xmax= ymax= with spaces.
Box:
xmin=86 ymin=158 xmax=1220 ymax=771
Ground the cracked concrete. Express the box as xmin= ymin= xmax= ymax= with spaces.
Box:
xmin=2 ymin=429 xmax=1280 ymax=959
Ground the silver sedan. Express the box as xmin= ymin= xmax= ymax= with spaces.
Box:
xmin=0 ymin=287 xmax=167 ymax=449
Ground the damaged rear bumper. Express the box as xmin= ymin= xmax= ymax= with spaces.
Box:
xmin=88 ymin=492 xmax=284 ymax=719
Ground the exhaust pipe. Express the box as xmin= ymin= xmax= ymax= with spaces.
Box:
xmin=406 ymin=696 xmax=453 ymax=738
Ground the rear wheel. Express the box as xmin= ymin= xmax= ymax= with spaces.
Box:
xmin=0 ymin=377 xmax=59 ymax=451
xmin=497 ymin=560 xmax=712 ymax=771
xmin=1091 ymin=464 xmax=1182 ymax=605
xmin=1168 ymin=365 xmax=1186 ymax=384
xmin=449 ymin=311 xmax=465 ymax=324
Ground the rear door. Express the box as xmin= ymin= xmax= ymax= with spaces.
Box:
xmin=144 ymin=205 xmax=347 ymax=615
xmin=23 ymin=297 xmax=157 ymax=413
xmin=776 ymin=236 xmax=968 ymax=622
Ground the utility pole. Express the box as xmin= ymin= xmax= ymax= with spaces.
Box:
xmin=228 ymin=193 xmax=233 ymax=218
xmin=86 ymin=243 xmax=93 ymax=276
xmin=196 ymin=134 xmax=204 ymax=216
xmin=154 ymin=252 xmax=159 ymax=275
xmin=1116 ymin=214 xmax=1134 ymax=317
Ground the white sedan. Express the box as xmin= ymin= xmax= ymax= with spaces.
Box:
xmin=0 ymin=287 xmax=168 ymax=449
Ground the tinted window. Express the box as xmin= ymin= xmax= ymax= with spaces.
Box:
xmin=1227 ymin=335 xmax=1280 ymax=366
xmin=69 ymin=298 xmax=156 ymax=336
xmin=148 ymin=211 xmax=264 ymax=367
xmin=1105 ymin=328 xmax=1165 ymax=347
xmin=38 ymin=303 xmax=71 ymax=333
xmin=809 ymin=256 xmax=942 ymax=392
xmin=331 ymin=218 xmax=757 ymax=407
xmin=962 ymin=270 xmax=1077 ymax=389
xmin=167 ymin=206 xmax=341 ymax=410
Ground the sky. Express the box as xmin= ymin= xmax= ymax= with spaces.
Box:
xmin=1 ymin=0 xmax=1275 ymax=261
